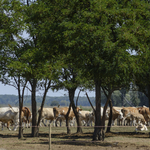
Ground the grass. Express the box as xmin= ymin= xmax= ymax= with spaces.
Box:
xmin=1 ymin=122 xmax=150 ymax=150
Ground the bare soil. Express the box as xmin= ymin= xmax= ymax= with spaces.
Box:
xmin=0 ymin=126 xmax=150 ymax=150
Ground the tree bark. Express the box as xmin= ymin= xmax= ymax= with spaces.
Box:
xmin=68 ymin=88 xmax=82 ymax=133
xmin=93 ymin=81 xmax=101 ymax=141
xmin=18 ymin=77 xmax=27 ymax=139
xmin=101 ymin=88 xmax=112 ymax=140
xmin=37 ymin=80 xmax=51 ymax=127
xmin=65 ymin=103 xmax=72 ymax=134
xmin=18 ymin=89 xmax=23 ymax=139
xmin=30 ymin=79 xmax=39 ymax=137
xmin=106 ymin=99 xmax=112 ymax=133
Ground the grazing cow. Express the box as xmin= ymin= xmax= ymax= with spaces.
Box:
xmin=0 ymin=107 xmax=19 ymax=131
xmin=78 ymin=110 xmax=93 ymax=126
xmin=53 ymin=106 xmax=82 ymax=127
xmin=86 ymin=107 xmax=109 ymax=126
xmin=121 ymin=107 xmax=139 ymax=126
xmin=135 ymin=123 xmax=148 ymax=131
xmin=138 ymin=106 xmax=150 ymax=125
xmin=38 ymin=107 xmax=55 ymax=126
xmin=130 ymin=113 xmax=146 ymax=126
xmin=21 ymin=107 xmax=32 ymax=128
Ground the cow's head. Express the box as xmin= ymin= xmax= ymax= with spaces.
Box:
xmin=53 ymin=107 xmax=59 ymax=118
xmin=76 ymin=107 xmax=82 ymax=112
xmin=121 ymin=108 xmax=128 ymax=117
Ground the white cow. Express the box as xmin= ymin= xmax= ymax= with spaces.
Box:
xmin=84 ymin=107 xmax=109 ymax=126
xmin=38 ymin=107 xmax=55 ymax=126
xmin=78 ymin=110 xmax=93 ymax=126
xmin=135 ymin=123 xmax=148 ymax=131
xmin=0 ymin=107 xmax=19 ymax=131
xmin=113 ymin=107 xmax=124 ymax=126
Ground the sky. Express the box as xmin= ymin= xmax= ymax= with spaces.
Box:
xmin=0 ymin=83 xmax=95 ymax=97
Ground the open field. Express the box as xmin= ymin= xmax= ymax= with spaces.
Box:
xmin=0 ymin=125 xmax=150 ymax=150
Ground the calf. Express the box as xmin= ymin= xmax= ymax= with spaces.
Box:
xmin=136 ymin=123 xmax=148 ymax=131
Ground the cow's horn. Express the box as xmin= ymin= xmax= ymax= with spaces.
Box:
xmin=8 ymin=104 xmax=16 ymax=113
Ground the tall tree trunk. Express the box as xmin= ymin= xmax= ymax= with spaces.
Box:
xmin=37 ymin=80 xmax=51 ymax=127
xmin=93 ymin=81 xmax=101 ymax=141
xmin=30 ymin=79 xmax=39 ymax=137
xmin=68 ymin=88 xmax=82 ymax=133
xmin=18 ymin=88 xmax=23 ymax=139
xmin=106 ymin=99 xmax=112 ymax=133
xmin=18 ymin=78 xmax=27 ymax=139
xmin=65 ymin=103 xmax=72 ymax=134
xmin=101 ymin=88 xmax=112 ymax=140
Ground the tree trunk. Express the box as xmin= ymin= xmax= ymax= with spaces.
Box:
xmin=18 ymin=77 xmax=27 ymax=139
xmin=37 ymin=80 xmax=51 ymax=127
xmin=65 ymin=104 xmax=72 ymax=134
xmin=18 ymin=91 xmax=23 ymax=139
xmin=30 ymin=79 xmax=39 ymax=137
xmin=101 ymin=88 xmax=112 ymax=140
xmin=106 ymin=99 xmax=112 ymax=133
xmin=68 ymin=88 xmax=82 ymax=133
xmin=93 ymin=81 xmax=101 ymax=141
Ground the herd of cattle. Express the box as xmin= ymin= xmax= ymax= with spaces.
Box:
xmin=0 ymin=105 xmax=150 ymax=131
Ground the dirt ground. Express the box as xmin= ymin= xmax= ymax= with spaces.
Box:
xmin=0 ymin=126 xmax=150 ymax=150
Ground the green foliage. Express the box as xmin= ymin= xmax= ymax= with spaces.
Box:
xmin=50 ymin=100 xmax=59 ymax=106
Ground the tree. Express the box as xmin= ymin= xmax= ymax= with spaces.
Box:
xmin=56 ymin=0 xmax=150 ymax=140
xmin=19 ymin=0 xmax=150 ymax=140
xmin=0 ymin=0 xmax=28 ymax=139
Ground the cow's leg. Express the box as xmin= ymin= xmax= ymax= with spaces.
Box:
xmin=111 ymin=120 xmax=115 ymax=126
xmin=28 ymin=120 xmax=31 ymax=128
xmin=60 ymin=119 xmax=62 ymax=127
xmin=52 ymin=120 xmax=55 ymax=127
xmin=25 ymin=120 xmax=28 ymax=128
xmin=2 ymin=122 xmax=4 ymax=131
xmin=7 ymin=122 xmax=11 ymax=131
xmin=13 ymin=122 xmax=18 ymax=131
xmin=42 ymin=119 xmax=47 ymax=126
xmin=130 ymin=119 xmax=133 ymax=126
xmin=55 ymin=118 xmax=59 ymax=127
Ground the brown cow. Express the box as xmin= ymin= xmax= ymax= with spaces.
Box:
xmin=53 ymin=106 xmax=82 ymax=126
xmin=21 ymin=107 xmax=32 ymax=128
xmin=38 ymin=107 xmax=55 ymax=126
xmin=121 ymin=107 xmax=139 ymax=126
xmin=138 ymin=106 xmax=150 ymax=125
xmin=1 ymin=120 xmax=13 ymax=131
xmin=107 ymin=108 xmax=121 ymax=126
xmin=130 ymin=113 xmax=146 ymax=126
